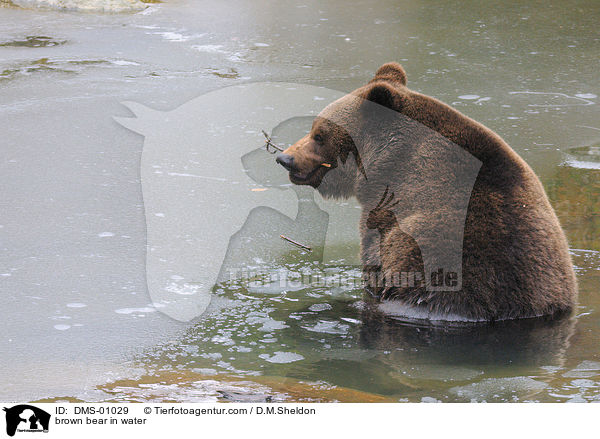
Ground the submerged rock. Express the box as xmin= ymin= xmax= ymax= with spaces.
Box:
xmin=97 ymin=370 xmax=396 ymax=403
xmin=12 ymin=0 xmax=147 ymax=13
xmin=450 ymin=377 xmax=548 ymax=402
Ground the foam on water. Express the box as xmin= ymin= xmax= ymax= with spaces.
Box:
xmin=245 ymin=314 xmax=289 ymax=331
xmin=308 ymin=303 xmax=332 ymax=312
xmin=53 ymin=324 xmax=71 ymax=330
xmin=564 ymin=159 xmax=600 ymax=170
xmin=192 ymin=44 xmax=226 ymax=54
xmin=66 ymin=302 xmax=87 ymax=308
xmin=258 ymin=352 xmax=304 ymax=364
xmin=301 ymin=319 xmax=350 ymax=335
xmin=111 ymin=60 xmax=140 ymax=66
xmin=114 ymin=306 xmax=156 ymax=315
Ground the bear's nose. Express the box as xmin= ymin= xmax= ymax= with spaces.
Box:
xmin=276 ymin=153 xmax=296 ymax=172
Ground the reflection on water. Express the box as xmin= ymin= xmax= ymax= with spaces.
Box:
xmin=93 ymin=262 xmax=594 ymax=403
xmin=1 ymin=0 xmax=599 ymax=402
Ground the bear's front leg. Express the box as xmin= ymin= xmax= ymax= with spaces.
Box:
xmin=360 ymin=226 xmax=386 ymax=299
xmin=361 ymin=217 xmax=426 ymax=301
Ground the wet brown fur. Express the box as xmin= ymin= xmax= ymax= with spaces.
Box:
xmin=280 ymin=63 xmax=577 ymax=321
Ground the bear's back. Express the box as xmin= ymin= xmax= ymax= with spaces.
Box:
xmin=365 ymin=84 xmax=577 ymax=320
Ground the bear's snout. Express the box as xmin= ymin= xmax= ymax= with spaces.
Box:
xmin=275 ymin=153 xmax=297 ymax=172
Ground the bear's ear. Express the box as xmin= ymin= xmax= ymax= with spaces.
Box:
xmin=362 ymin=82 xmax=401 ymax=111
xmin=371 ymin=62 xmax=407 ymax=86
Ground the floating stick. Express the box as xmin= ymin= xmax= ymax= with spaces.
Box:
xmin=280 ymin=234 xmax=312 ymax=251
xmin=261 ymin=130 xmax=284 ymax=153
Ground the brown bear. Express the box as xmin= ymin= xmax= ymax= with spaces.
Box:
xmin=276 ymin=62 xmax=577 ymax=322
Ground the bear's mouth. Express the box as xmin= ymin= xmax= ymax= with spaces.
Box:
xmin=289 ymin=165 xmax=328 ymax=187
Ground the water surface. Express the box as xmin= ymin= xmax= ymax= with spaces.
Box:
xmin=1 ymin=0 xmax=599 ymax=402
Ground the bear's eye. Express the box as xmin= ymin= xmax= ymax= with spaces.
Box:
xmin=313 ymin=134 xmax=324 ymax=143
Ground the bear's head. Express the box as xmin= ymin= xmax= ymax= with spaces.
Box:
xmin=276 ymin=62 xmax=408 ymax=199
